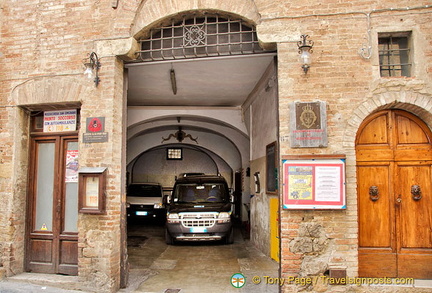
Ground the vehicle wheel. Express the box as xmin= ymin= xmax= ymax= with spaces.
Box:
xmin=225 ymin=227 xmax=234 ymax=244
xmin=165 ymin=229 xmax=174 ymax=245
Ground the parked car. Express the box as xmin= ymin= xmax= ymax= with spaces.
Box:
xmin=178 ymin=172 xmax=205 ymax=178
xmin=165 ymin=175 xmax=234 ymax=244
xmin=126 ymin=183 xmax=165 ymax=221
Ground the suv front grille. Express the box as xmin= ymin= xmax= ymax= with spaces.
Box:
xmin=180 ymin=212 xmax=217 ymax=228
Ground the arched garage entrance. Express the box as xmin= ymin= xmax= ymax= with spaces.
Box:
xmin=124 ymin=9 xmax=279 ymax=277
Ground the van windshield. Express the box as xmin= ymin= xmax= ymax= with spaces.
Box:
xmin=127 ymin=185 xmax=162 ymax=197
xmin=173 ymin=183 xmax=228 ymax=203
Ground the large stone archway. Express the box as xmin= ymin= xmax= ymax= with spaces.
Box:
xmin=131 ymin=0 xmax=261 ymax=39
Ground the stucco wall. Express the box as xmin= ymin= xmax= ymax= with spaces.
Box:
xmin=247 ymin=60 xmax=279 ymax=256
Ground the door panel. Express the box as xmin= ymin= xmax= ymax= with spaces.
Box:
xmin=34 ymin=142 xmax=56 ymax=232
xmin=357 ymin=110 xmax=432 ymax=279
xmin=356 ymin=114 xmax=390 ymax=145
xmin=357 ymin=163 xmax=396 ymax=277
xmin=395 ymin=114 xmax=429 ymax=144
xmin=358 ymin=164 xmax=392 ymax=248
xmin=27 ymin=136 xmax=78 ymax=275
xmin=397 ymin=164 xmax=432 ymax=249
xmin=396 ymin=163 xmax=432 ymax=279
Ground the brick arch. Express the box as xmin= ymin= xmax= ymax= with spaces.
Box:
xmin=343 ymin=91 xmax=432 ymax=150
xmin=11 ymin=76 xmax=90 ymax=108
xmin=131 ymin=0 xmax=261 ymax=39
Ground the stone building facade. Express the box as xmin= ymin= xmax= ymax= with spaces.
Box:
xmin=0 ymin=0 xmax=431 ymax=292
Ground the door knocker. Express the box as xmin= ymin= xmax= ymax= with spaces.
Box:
xmin=369 ymin=186 xmax=379 ymax=201
xmin=411 ymin=185 xmax=422 ymax=201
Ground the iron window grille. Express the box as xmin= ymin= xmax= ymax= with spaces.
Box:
xmin=138 ymin=15 xmax=268 ymax=61
xmin=378 ymin=32 xmax=412 ymax=77
xmin=167 ymin=148 xmax=182 ymax=160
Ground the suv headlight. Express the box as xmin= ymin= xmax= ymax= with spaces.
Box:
xmin=167 ymin=213 xmax=180 ymax=223
xmin=217 ymin=212 xmax=231 ymax=223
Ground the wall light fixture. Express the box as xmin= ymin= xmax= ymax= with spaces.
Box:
xmin=83 ymin=52 xmax=101 ymax=87
xmin=297 ymin=35 xmax=314 ymax=74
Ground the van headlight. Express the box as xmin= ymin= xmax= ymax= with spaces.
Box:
xmin=154 ymin=203 xmax=163 ymax=209
xmin=217 ymin=212 xmax=231 ymax=223
xmin=167 ymin=213 xmax=180 ymax=223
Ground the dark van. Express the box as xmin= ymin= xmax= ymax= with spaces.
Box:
xmin=165 ymin=175 xmax=233 ymax=244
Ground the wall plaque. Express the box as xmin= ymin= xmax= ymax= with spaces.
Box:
xmin=290 ymin=101 xmax=327 ymax=148
xmin=83 ymin=117 xmax=109 ymax=143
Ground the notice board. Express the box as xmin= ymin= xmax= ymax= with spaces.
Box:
xmin=282 ymin=156 xmax=346 ymax=209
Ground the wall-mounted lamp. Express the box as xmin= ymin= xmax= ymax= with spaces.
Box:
xmin=297 ymin=35 xmax=314 ymax=74
xmin=83 ymin=52 xmax=101 ymax=87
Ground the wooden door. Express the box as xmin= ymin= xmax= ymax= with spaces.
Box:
xmin=26 ymin=135 xmax=79 ymax=275
xmin=356 ymin=110 xmax=432 ymax=278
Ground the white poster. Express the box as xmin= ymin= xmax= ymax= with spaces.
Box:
xmin=315 ymin=166 xmax=341 ymax=202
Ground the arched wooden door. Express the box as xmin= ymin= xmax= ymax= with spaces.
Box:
xmin=356 ymin=110 xmax=432 ymax=279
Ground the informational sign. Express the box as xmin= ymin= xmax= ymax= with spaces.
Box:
xmin=83 ymin=117 xmax=108 ymax=143
xmin=282 ymin=158 xmax=346 ymax=209
xmin=43 ymin=109 xmax=77 ymax=132
xmin=290 ymin=101 xmax=327 ymax=148
xmin=84 ymin=176 xmax=100 ymax=207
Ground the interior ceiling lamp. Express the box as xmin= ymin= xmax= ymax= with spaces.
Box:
xmin=161 ymin=126 xmax=198 ymax=144
xmin=297 ymin=34 xmax=314 ymax=74
xmin=83 ymin=52 xmax=101 ymax=87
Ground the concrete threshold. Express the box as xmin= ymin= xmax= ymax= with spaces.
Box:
xmin=4 ymin=272 xmax=87 ymax=292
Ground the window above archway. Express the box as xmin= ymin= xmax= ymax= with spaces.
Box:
xmin=138 ymin=15 xmax=270 ymax=61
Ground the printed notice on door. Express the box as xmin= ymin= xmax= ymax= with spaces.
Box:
xmin=283 ymin=158 xmax=346 ymax=209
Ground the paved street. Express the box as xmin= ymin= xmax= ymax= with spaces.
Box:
xmin=0 ymin=220 xmax=279 ymax=293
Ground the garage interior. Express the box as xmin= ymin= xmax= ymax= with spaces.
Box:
xmin=122 ymin=14 xmax=280 ymax=291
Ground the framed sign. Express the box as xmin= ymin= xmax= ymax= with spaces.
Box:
xmin=282 ymin=156 xmax=346 ymax=209
xmin=78 ymin=167 xmax=107 ymax=214
xmin=266 ymin=142 xmax=277 ymax=193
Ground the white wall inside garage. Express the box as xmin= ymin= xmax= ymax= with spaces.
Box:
xmin=129 ymin=145 xmax=232 ymax=187
xmin=244 ymin=60 xmax=278 ymax=256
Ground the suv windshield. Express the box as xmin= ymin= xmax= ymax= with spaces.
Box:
xmin=173 ymin=183 xmax=228 ymax=203
xmin=127 ymin=185 xmax=162 ymax=197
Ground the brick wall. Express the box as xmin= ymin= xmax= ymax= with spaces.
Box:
xmin=260 ymin=1 xmax=432 ymax=292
